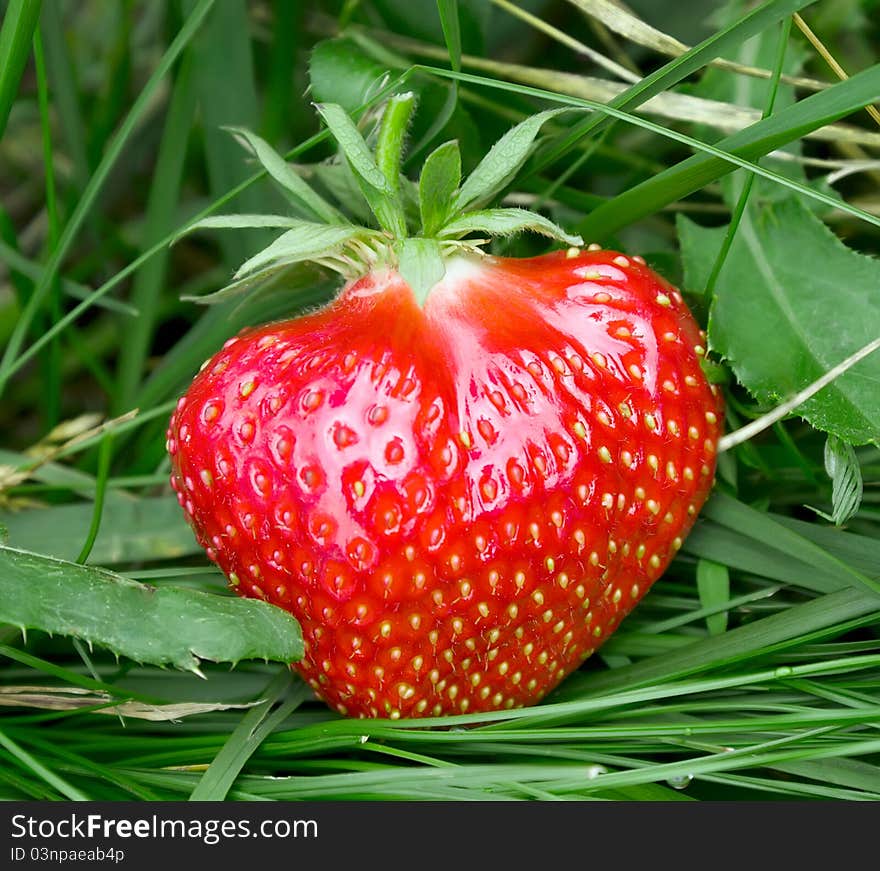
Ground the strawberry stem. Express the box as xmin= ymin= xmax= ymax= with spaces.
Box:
xmin=375 ymin=92 xmax=417 ymax=238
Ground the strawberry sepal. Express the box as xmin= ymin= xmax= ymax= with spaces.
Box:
xmin=177 ymin=100 xmax=583 ymax=305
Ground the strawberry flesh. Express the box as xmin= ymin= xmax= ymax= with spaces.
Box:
xmin=168 ymin=250 xmax=722 ymax=718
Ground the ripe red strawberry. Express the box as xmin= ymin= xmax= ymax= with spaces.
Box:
xmin=167 ymin=98 xmax=722 ymax=718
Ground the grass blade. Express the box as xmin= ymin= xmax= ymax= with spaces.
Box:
xmin=114 ymin=49 xmax=198 ymax=411
xmin=0 ymin=0 xmax=42 ymax=139
xmin=190 ymin=0 xmax=265 ymax=269
xmin=420 ymin=66 xmax=880 ymax=229
xmin=188 ymin=670 xmax=308 ymax=800
xmin=561 ymin=588 xmax=879 ymax=698
xmin=702 ymin=492 xmax=880 ymax=596
xmin=531 ymin=0 xmax=817 ymax=175
xmin=578 ymin=62 xmax=880 ymax=239
xmin=0 ymin=728 xmax=89 ymax=801
xmin=0 ymin=0 xmax=216 ymax=398
xmin=696 ymin=559 xmax=731 ymax=636
xmin=39 ymin=3 xmax=89 ymax=190
xmin=568 ymin=0 xmax=826 ymax=90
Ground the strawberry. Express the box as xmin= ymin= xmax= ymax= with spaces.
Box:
xmin=167 ymin=96 xmax=722 ymax=718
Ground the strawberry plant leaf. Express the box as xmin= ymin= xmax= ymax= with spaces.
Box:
xmin=680 ymin=200 xmax=880 ymax=445
xmin=309 ymin=38 xmax=390 ymax=116
xmin=181 ymin=260 xmax=328 ymax=304
xmin=440 ymin=208 xmax=583 ymax=247
xmin=678 ymin=214 xmax=726 ymax=296
xmin=181 ymin=221 xmax=361 ymax=304
xmin=224 ymin=126 xmax=343 ymax=223
xmin=419 ymin=140 xmax=461 ymax=235
xmin=176 ymin=214 xmax=308 ymax=240
xmin=310 ymin=162 xmax=374 ymax=224
xmin=313 ymin=103 xmax=391 ymax=192
xmin=233 ymin=223 xmax=360 ymax=280
xmin=315 ymin=102 xmax=403 ymax=233
xmin=454 ymin=108 xmax=567 ymax=212
xmin=0 ymin=545 xmax=303 ymax=671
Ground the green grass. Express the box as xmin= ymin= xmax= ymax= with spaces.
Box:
xmin=1 ymin=0 xmax=879 ymax=802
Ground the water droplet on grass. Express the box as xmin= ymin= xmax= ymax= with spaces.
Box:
xmin=666 ymin=774 xmax=693 ymax=790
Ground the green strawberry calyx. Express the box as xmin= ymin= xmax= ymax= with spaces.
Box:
xmin=177 ymin=94 xmax=583 ymax=306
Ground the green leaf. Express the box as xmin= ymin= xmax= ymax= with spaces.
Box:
xmin=374 ymin=91 xmax=417 ymax=200
xmin=315 ymin=102 xmax=404 ymax=233
xmin=314 ymin=103 xmax=390 ymax=192
xmin=696 ymin=559 xmax=731 ymax=636
xmin=677 ymin=214 xmax=727 ymax=296
xmin=310 ymin=162 xmax=374 ymax=224
xmin=309 ymin=38 xmax=390 ymax=116
xmin=419 ymin=140 xmax=461 ymax=235
xmin=0 ymin=545 xmax=302 ymax=672
xmin=188 ymin=267 xmax=327 ymax=308
xmin=395 ymin=237 xmax=445 ymax=303
xmin=454 ymin=109 xmax=567 ymax=212
xmin=233 ymin=223 xmax=360 ymax=280
xmin=691 ymin=198 xmax=880 ymax=444
xmin=176 ymin=214 xmax=308 ymax=241
xmin=440 ymin=208 xmax=583 ymax=247
xmin=224 ymin=126 xmax=343 ymax=223
xmin=822 ymin=436 xmax=863 ymax=526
